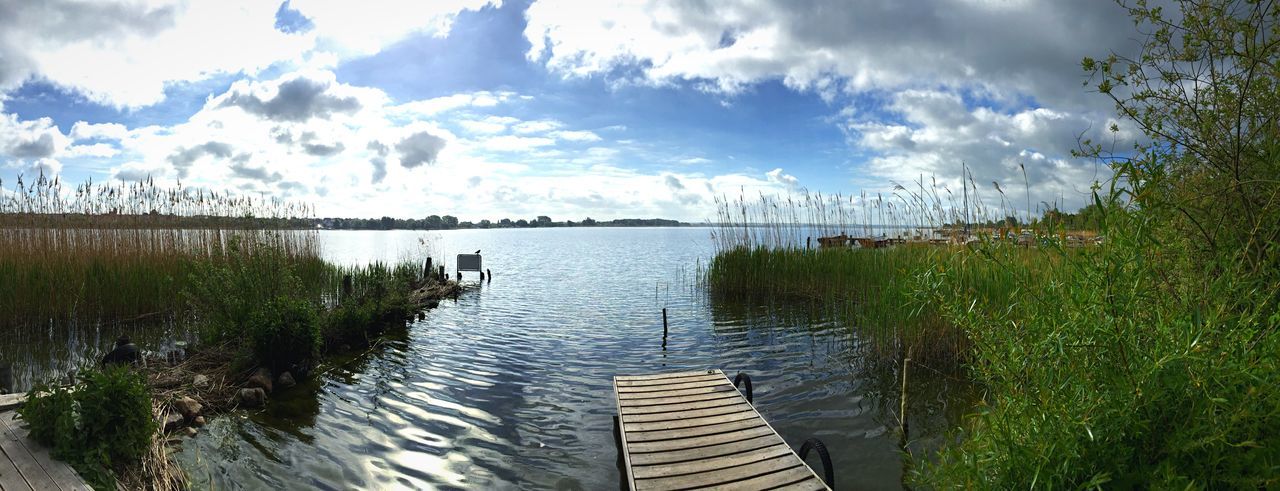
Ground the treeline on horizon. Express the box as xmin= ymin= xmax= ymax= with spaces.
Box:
xmin=317 ymin=215 xmax=688 ymax=230
xmin=0 ymin=211 xmax=688 ymax=230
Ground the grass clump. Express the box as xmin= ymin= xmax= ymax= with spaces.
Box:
xmin=18 ymin=367 xmax=156 ymax=490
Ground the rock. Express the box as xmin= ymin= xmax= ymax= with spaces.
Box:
xmin=247 ymin=368 xmax=273 ymax=394
xmin=276 ymin=371 xmax=296 ymax=389
xmin=173 ymin=396 xmax=202 ymax=421
xmin=425 ymin=299 xmax=440 ymax=309
xmin=193 ymin=416 xmax=206 ymax=427
xmin=184 ymin=427 xmax=198 ymax=437
xmin=163 ymin=412 xmax=183 ymax=433
xmin=192 ymin=374 xmax=210 ymax=388
xmin=238 ymin=388 xmax=267 ymax=408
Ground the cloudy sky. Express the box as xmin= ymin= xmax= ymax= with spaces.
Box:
xmin=0 ymin=0 xmax=1138 ymax=221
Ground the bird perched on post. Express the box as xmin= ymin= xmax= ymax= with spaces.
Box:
xmin=474 ymin=249 xmax=481 ymax=254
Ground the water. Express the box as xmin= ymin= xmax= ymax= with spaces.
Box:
xmin=15 ymin=227 xmax=974 ymax=489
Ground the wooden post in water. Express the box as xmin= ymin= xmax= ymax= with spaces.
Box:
xmin=0 ymin=363 xmax=11 ymax=395
xmin=341 ymin=274 xmax=353 ymax=300
xmin=424 ymin=257 xmax=433 ymax=282
xmin=438 ymin=266 xmax=445 ymax=283
xmin=456 ymin=271 xmax=461 ymax=282
xmin=479 ymin=271 xmax=485 ymax=282
xmin=486 ymin=268 xmax=491 ymax=283
xmin=662 ymin=308 xmax=668 ymax=339
xmin=807 ymin=236 xmax=811 ymax=250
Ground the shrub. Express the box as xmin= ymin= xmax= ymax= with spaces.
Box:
xmin=249 ymin=296 xmax=320 ymax=372
xmin=18 ymin=366 xmax=155 ymax=489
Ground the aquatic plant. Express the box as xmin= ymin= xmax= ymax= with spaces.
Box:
xmin=19 ymin=366 xmax=156 ymax=490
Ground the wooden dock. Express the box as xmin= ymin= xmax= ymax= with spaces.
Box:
xmin=0 ymin=394 xmax=92 ymax=491
xmin=613 ymin=370 xmax=831 ymax=490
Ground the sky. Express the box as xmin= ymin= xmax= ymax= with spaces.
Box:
xmin=0 ymin=0 xmax=1142 ymax=222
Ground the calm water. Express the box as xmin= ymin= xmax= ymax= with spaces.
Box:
xmin=21 ymin=227 xmax=972 ymax=490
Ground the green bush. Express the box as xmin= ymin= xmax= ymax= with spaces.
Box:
xmin=249 ymin=296 xmax=320 ymax=372
xmin=18 ymin=366 xmax=155 ymax=489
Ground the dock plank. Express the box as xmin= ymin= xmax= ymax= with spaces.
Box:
xmin=627 ymin=434 xmax=781 ymax=466
xmin=0 ymin=417 xmax=59 ymax=491
xmin=615 ymin=374 xmax=726 ymax=388
xmin=619 ymin=391 xmax=740 ymax=408
xmin=616 ymin=379 xmax=727 ymax=393
xmin=613 ymin=370 xmax=830 ymax=491
xmin=0 ymin=412 xmax=91 ymax=491
xmin=634 ymin=454 xmax=803 ymax=490
xmin=623 ymin=409 xmax=758 ymax=433
xmin=626 ymin=426 xmax=778 ymax=454
xmin=0 ymin=446 xmax=32 ymax=491
xmin=700 ymin=466 xmax=826 ymax=491
xmin=617 ymin=384 xmax=737 ymax=400
xmin=621 ymin=401 xmax=754 ymax=423
xmin=620 ymin=397 xmax=748 ymax=416
xmin=631 ymin=443 xmax=794 ymax=479
xmin=615 ymin=371 xmax=714 ymax=382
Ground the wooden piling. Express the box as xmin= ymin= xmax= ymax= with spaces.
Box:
xmin=424 ymin=257 xmax=433 ymax=281
xmin=486 ymin=268 xmax=491 ymax=283
xmin=0 ymin=363 xmax=11 ymax=395
xmin=662 ymin=308 xmax=668 ymax=338
xmin=438 ymin=265 xmax=445 ymax=282
xmin=341 ymin=274 xmax=353 ymax=300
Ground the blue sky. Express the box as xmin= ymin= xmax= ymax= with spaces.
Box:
xmin=0 ymin=0 xmax=1138 ymax=221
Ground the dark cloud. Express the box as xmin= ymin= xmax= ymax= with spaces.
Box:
xmin=395 ymin=131 xmax=446 ymax=168
xmin=167 ymin=141 xmax=234 ymax=177
xmin=302 ymin=141 xmax=345 ymax=156
xmin=271 ymin=127 xmax=294 ymax=145
xmin=9 ymin=133 xmax=56 ymax=159
xmin=220 ymin=76 xmax=361 ymax=122
xmin=367 ymin=141 xmax=389 ymax=183
xmin=370 ymin=157 xmax=387 ymax=183
xmin=299 ymin=131 xmax=345 ymax=156
xmin=664 ymin=175 xmax=684 ymax=190
xmin=229 ymin=162 xmax=283 ymax=183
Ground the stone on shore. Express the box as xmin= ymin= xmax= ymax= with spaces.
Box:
xmin=163 ymin=412 xmax=183 ymax=433
xmin=192 ymin=374 xmax=210 ymax=388
xmin=247 ymin=368 xmax=273 ymax=394
xmin=193 ymin=416 xmax=206 ymax=427
xmin=238 ymin=387 xmax=267 ymax=408
xmin=276 ymin=371 xmax=296 ymax=389
xmin=173 ymin=396 xmax=203 ymax=421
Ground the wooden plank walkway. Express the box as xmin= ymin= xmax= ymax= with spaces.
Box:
xmin=614 ymin=370 xmax=830 ymax=491
xmin=0 ymin=404 xmax=92 ymax=491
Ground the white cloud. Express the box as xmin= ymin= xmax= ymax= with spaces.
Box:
xmin=847 ymin=88 xmax=1119 ymax=212
xmin=0 ymin=0 xmax=498 ymax=108
xmin=290 ymin=0 xmax=498 ymax=55
xmin=391 ymin=91 xmax=519 ymax=117
xmin=524 ymin=0 xmax=1136 ymax=111
xmin=457 ymin=115 xmax=519 ymax=134
xmin=551 ymin=130 xmax=601 ymax=142
xmin=480 ymin=135 xmax=556 ymax=152
xmin=512 ymin=119 xmax=563 ymax=134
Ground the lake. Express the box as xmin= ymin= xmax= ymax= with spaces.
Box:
xmin=13 ymin=227 xmax=974 ymax=489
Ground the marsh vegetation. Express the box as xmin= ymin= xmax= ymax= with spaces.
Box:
xmin=706 ymin=1 xmax=1280 ymax=487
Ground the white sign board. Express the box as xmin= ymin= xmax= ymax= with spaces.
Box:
xmin=457 ymin=254 xmax=482 ymax=272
